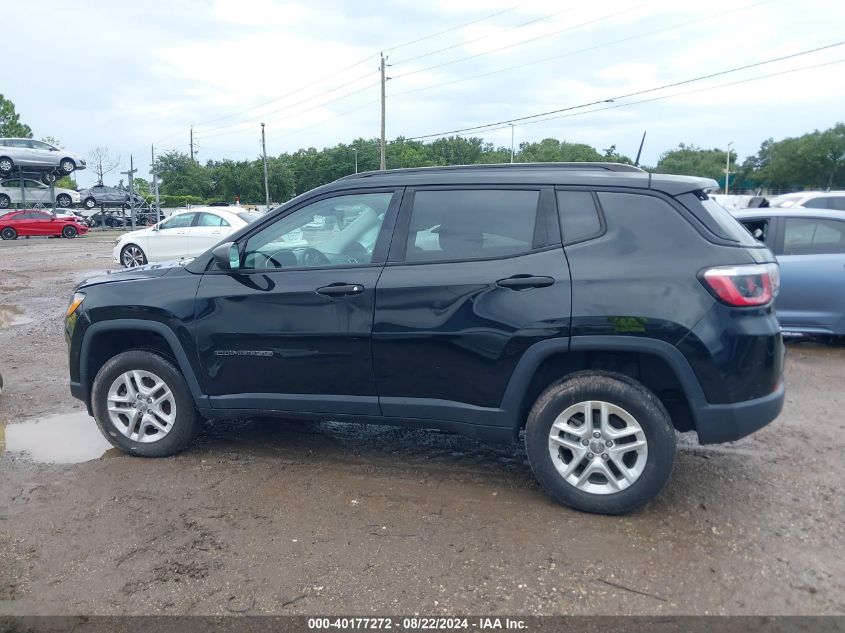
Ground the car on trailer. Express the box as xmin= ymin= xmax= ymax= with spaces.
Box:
xmin=0 ymin=178 xmax=80 ymax=209
xmin=0 ymin=138 xmax=86 ymax=178
xmin=0 ymin=209 xmax=88 ymax=240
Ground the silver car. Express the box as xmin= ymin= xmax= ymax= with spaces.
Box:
xmin=0 ymin=138 xmax=86 ymax=177
xmin=0 ymin=178 xmax=80 ymax=208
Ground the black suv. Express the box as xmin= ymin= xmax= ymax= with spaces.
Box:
xmin=65 ymin=163 xmax=784 ymax=514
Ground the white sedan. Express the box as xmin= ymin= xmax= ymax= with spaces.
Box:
xmin=113 ymin=207 xmax=261 ymax=268
xmin=0 ymin=178 xmax=81 ymax=209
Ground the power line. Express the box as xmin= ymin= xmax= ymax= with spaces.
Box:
xmin=388 ymin=0 xmax=774 ymax=100
xmin=390 ymin=6 xmax=576 ymax=66
xmin=404 ymin=40 xmax=845 ymax=140
xmin=383 ymin=5 xmax=523 ymax=54
xmin=391 ymin=4 xmax=649 ymax=81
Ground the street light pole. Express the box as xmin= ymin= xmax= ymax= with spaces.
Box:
xmin=261 ymin=123 xmax=270 ymax=211
xmin=509 ymin=124 xmax=515 ymax=163
xmin=725 ymin=141 xmax=734 ymax=194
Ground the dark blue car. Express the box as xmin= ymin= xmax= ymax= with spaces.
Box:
xmin=734 ymin=208 xmax=845 ymax=336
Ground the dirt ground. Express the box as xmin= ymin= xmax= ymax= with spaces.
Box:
xmin=0 ymin=233 xmax=843 ymax=616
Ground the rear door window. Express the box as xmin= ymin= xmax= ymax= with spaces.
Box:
xmin=556 ymin=190 xmax=602 ymax=243
xmin=782 ymin=217 xmax=845 ymax=255
xmin=404 ymin=189 xmax=540 ymax=263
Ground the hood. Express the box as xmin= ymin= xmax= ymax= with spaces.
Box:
xmin=120 ymin=226 xmax=155 ymax=239
xmin=76 ymin=260 xmax=187 ymax=289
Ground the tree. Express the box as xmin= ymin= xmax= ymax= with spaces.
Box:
xmin=88 ymin=147 xmax=121 ymax=185
xmin=0 ymin=94 xmax=32 ymax=138
xmin=654 ymin=143 xmax=736 ymax=186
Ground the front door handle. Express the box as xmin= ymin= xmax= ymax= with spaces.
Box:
xmin=496 ymin=275 xmax=555 ymax=289
xmin=316 ymin=283 xmax=365 ymax=297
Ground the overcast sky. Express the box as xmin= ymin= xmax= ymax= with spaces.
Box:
xmin=4 ymin=0 xmax=844 ymax=184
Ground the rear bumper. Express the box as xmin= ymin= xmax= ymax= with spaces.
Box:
xmin=694 ymin=379 xmax=785 ymax=444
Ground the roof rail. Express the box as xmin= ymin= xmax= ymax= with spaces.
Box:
xmin=337 ymin=162 xmax=645 ymax=180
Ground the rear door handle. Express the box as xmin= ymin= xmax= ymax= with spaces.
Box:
xmin=316 ymin=283 xmax=365 ymax=297
xmin=496 ymin=275 xmax=555 ymax=289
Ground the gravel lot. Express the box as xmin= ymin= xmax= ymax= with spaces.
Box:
xmin=1 ymin=234 xmax=843 ymax=616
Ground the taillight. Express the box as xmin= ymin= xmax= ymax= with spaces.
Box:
xmin=700 ymin=263 xmax=779 ymax=307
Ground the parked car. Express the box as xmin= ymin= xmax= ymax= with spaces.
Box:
xmin=113 ymin=207 xmax=260 ymax=267
xmin=55 ymin=209 xmax=91 ymax=226
xmin=0 ymin=178 xmax=80 ymax=209
xmin=78 ymin=184 xmax=145 ymax=210
xmin=734 ymin=208 xmax=845 ymax=335
xmin=87 ymin=211 xmax=127 ymax=228
xmin=67 ymin=163 xmax=785 ymax=515
xmin=0 ymin=209 xmax=88 ymax=239
xmin=0 ymin=138 xmax=86 ymax=177
xmin=769 ymin=191 xmax=845 ymax=211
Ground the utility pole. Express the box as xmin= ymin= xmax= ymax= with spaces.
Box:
xmin=261 ymin=123 xmax=270 ymax=212
xmin=190 ymin=126 xmax=196 ymax=162
xmin=151 ymin=144 xmax=161 ymax=220
xmin=380 ymin=52 xmax=387 ymax=171
xmin=353 ymin=148 xmax=358 ymax=174
xmin=725 ymin=141 xmax=734 ymax=194
xmin=121 ymin=155 xmax=138 ymax=230
xmin=509 ymin=124 xmax=515 ymax=163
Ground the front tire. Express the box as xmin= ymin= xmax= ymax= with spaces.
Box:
xmin=56 ymin=193 xmax=72 ymax=208
xmin=1 ymin=227 xmax=17 ymax=240
xmin=61 ymin=225 xmax=78 ymax=238
xmin=59 ymin=158 xmax=75 ymax=174
xmin=525 ymin=372 xmax=676 ymax=515
xmin=121 ymin=243 xmax=147 ymax=267
xmin=91 ymin=350 xmax=200 ymax=457
xmin=0 ymin=157 xmax=13 ymax=176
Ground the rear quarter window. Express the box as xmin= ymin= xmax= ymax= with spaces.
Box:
xmin=677 ymin=192 xmax=761 ymax=245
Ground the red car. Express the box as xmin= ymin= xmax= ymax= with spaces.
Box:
xmin=0 ymin=210 xmax=88 ymax=240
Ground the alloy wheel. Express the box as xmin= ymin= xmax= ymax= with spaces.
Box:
xmin=548 ymin=400 xmax=648 ymax=495
xmin=0 ymin=158 xmax=11 ymax=172
xmin=122 ymin=245 xmax=146 ymax=267
xmin=106 ymin=369 xmax=177 ymax=443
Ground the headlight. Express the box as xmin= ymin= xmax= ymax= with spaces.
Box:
xmin=66 ymin=292 xmax=85 ymax=317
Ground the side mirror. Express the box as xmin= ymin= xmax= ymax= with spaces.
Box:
xmin=212 ymin=242 xmax=240 ymax=271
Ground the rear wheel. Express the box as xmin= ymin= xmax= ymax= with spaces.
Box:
xmin=59 ymin=158 xmax=75 ymax=174
xmin=1 ymin=227 xmax=17 ymax=240
xmin=0 ymin=194 xmax=10 ymax=209
xmin=121 ymin=243 xmax=147 ymax=267
xmin=91 ymin=350 xmax=200 ymax=457
xmin=525 ymin=372 xmax=676 ymax=515
xmin=84 ymin=197 xmax=96 ymax=210
xmin=62 ymin=225 xmax=78 ymax=238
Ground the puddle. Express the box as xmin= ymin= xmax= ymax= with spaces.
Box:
xmin=0 ymin=412 xmax=118 ymax=463
xmin=0 ymin=304 xmax=25 ymax=329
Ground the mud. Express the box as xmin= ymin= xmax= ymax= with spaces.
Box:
xmin=1 ymin=235 xmax=844 ymax=616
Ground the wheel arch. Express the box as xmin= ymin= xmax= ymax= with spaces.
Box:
xmin=501 ymin=336 xmax=707 ymax=441
xmin=80 ymin=320 xmax=207 ymax=412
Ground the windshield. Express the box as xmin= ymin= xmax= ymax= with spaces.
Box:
xmin=770 ymin=194 xmax=805 ymax=208
xmin=237 ymin=212 xmax=261 ymax=223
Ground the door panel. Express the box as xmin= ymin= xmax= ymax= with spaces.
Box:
xmin=195 ymin=266 xmax=384 ymax=412
xmin=776 ymin=254 xmax=845 ymax=332
xmin=148 ymin=213 xmax=194 ymax=261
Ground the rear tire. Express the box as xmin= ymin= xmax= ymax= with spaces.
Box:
xmin=0 ymin=194 xmax=10 ymax=209
xmin=1 ymin=227 xmax=17 ymax=240
xmin=60 ymin=158 xmax=75 ymax=174
xmin=525 ymin=372 xmax=676 ymax=515
xmin=62 ymin=225 xmax=78 ymax=238
xmin=84 ymin=197 xmax=96 ymax=210
xmin=91 ymin=350 xmax=200 ymax=457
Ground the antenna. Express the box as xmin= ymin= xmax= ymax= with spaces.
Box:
xmin=634 ymin=131 xmax=647 ymax=167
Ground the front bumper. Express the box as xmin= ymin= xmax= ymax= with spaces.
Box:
xmin=694 ymin=379 xmax=785 ymax=444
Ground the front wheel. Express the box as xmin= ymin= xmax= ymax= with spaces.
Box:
xmin=0 ymin=157 xmax=13 ymax=176
xmin=525 ymin=372 xmax=676 ymax=515
xmin=56 ymin=193 xmax=72 ymax=208
xmin=91 ymin=350 xmax=200 ymax=457
xmin=121 ymin=243 xmax=147 ymax=267
xmin=1 ymin=227 xmax=17 ymax=240
xmin=62 ymin=225 xmax=78 ymax=238
xmin=59 ymin=158 xmax=75 ymax=174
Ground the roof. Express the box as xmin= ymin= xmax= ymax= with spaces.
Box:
xmin=732 ymin=208 xmax=845 ymax=221
xmin=770 ymin=190 xmax=845 ymax=199
xmin=329 ymin=163 xmax=718 ymax=196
